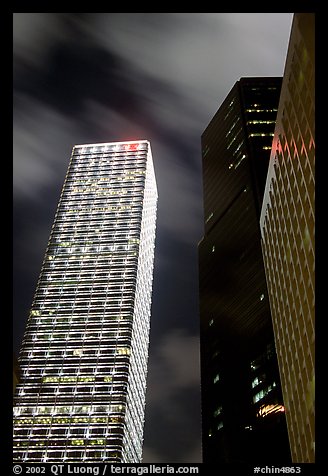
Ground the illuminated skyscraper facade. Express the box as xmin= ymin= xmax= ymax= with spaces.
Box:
xmin=199 ymin=78 xmax=291 ymax=463
xmin=13 ymin=140 xmax=158 ymax=463
xmin=260 ymin=13 xmax=315 ymax=462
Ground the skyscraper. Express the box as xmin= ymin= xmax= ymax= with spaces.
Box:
xmin=260 ymin=13 xmax=315 ymax=463
xmin=198 ymin=78 xmax=291 ymax=463
xmin=13 ymin=140 xmax=158 ymax=463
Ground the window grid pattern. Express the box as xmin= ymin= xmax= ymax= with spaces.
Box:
xmin=260 ymin=15 xmax=314 ymax=463
xmin=13 ymin=141 xmax=158 ymax=463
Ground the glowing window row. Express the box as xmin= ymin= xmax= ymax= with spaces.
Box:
xmin=246 ymin=120 xmax=276 ymax=125
xmin=70 ymin=164 xmax=146 ymax=174
xmin=21 ymin=336 xmax=132 ymax=345
xmin=36 ymin=278 xmax=136 ymax=288
xmin=59 ymin=200 xmax=143 ymax=209
xmin=29 ymin=304 xmax=135 ymax=313
xmin=67 ymin=168 xmax=146 ymax=176
xmin=253 ymin=382 xmax=277 ymax=403
xmin=17 ymin=388 xmax=127 ymax=397
xmin=14 ymin=406 xmax=126 ymax=417
xmin=43 ymin=262 xmax=138 ymax=271
xmin=14 ymin=414 xmax=125 ymax=426
xmin=53 ymin=218 xmax=143 ymax=227
xmin=249 ymin=132 xmax=274 ymax=137
xmin=246 ymin=108 xmax=278 ymax=113
xmin=20 ymin=345 xmax=131 ymax=354
xmin=14 ymin=438 xmax=117 ymax=447
xmin=47 ymin=244 xmax=138 ymax=253
xmin=13 ymin=450 xmax=121 ymax=461
xmin=58 ymin=204 xmax=141 ymax=212
xmin=70 ymin=161 xmax=146 ymax=170
xmin=74 ymin=144 xmax=147 ymax=154
xmin=63 ymin=191 xmax=144 ymax=200
xmin=65 ymin=177 xmax=145 ymax=186
xmin=26 ymin=316 xmax=133 ymax=325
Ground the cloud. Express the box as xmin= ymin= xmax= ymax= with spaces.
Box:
xmin=142 ymin=329 xmax=202 ymax=462
xmin=13 ymin=94 xmax=79 ymax=200
xmin=14 ymin=13 xmax=293 ymax=129
xmin=141 ymin=447 xmax=165 ymax=464
xmin=86 ymin=13 xmax=293 ymax=119
xmin=13 ymin=13 xmax=67 ymax=68
xmin=142 ymin=440 xmax=202 ymax=464
xmin=151 ymin=141 xmax=203 ymax=241
xmin=13 ymin=12 xmax=292 ymax=238
xmin=146 ymin=328 xmax=200 ymax=404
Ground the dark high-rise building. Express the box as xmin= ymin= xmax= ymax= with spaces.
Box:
xmin=13 ymin=140 xmax=158 ymax=463
xmin=260 ymin=13 xmax=315 ymax=462
xmin=198 ymin=77 xmax=291 ymax=464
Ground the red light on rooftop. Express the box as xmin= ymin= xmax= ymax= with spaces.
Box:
xmin=124 ymin=143 xmax=139 ymax=151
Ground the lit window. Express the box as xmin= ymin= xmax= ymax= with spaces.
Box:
xmin=72 ymin=439 xmax=84 ymax=446
xmin=234 ymin=154 xmax=246 ymax=169
xmin=117 ymin=347 xmax=131 ymax=356
xmin=30 ymin=310 xmax=41 ymax=316
xmin=257 ymin=404 xmax=285 ymax=417
xmin=205 ymin=212 xmax=213 ymax=224
xmin=254 ymin=389 xmax=265 ymax=403
xmin=253 ymin=383 xmax=276 ymax=403
xmin=203 ymin=146 xmax=210 ymax=158
xmin=213 ymin=406 xmax=222 ymax=417
xmin=249 ymin=132 xmax=274 ymax=137
xmin=251 ymin=361 xmax=259 ymax=371
xmin=252 ymin=376 xmax=259 ymax=388
xmin=73 ymin=349 xmax=83 ymax=356
xmin=213 ymin=374 xmax=220 ymax=384
xmin=252 ymin=374 xmax=265 ymax=388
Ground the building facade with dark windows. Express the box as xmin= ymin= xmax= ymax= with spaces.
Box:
xmin=260 ymin=13 xmax=315 ymax=463
xmin=198 ymin=77 xmax=291 ymax=464
xmin=13 ymin=140 xmax=158 ymax=463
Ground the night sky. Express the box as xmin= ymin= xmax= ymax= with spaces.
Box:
xmin=13 ymin=13 xmax=293 ymax=463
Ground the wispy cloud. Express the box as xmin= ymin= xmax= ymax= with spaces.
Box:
xmin=147 ymin=328 xmax=201 ymax=403
xmin=143 ymin=329 xmax=202 ymax=462
xmin=13 ymin=94 xmax=79 ymax=200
